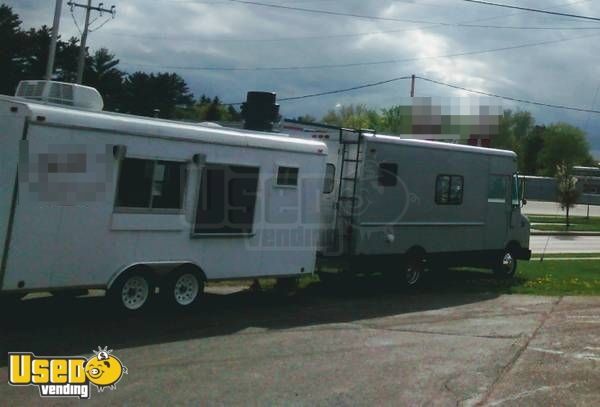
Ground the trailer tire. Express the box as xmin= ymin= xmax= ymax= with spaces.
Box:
xmin=108 ymin=269 xmax=155 ymax=312
xmin=493 ymin=250 xmax=517 ymax=279
xmin=163 ymin=267 xmax=205 ymax=309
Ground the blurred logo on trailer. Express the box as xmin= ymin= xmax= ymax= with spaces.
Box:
xmin=8 ymin=346 xmax=127 ymax=399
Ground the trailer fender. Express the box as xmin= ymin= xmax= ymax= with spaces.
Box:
xmin=106 ymin=262 xmax=208 ymax=290
xmin=168 ymin=263 xmax=207 ymax=282
xmin=106 ymin=263 xmax=158 ymax=291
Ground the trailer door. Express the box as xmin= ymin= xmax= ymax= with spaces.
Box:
xmin=485 ymin=174 xmax=511 ymax=250
xmin=0 ymin=103 xmax=26 ymax=285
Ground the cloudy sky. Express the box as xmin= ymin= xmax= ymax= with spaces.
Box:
xmin=8 ymin=0 xmax=600 ymax=156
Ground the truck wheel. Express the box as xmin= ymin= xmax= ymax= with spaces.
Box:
xmin=108 ymin=270 xmax=155 ymax=312
xmin=164 ymin=268 xmax=204 ymax=309
xmin=494 ymin=251 xmax=517 ymax=278
xmin=404 ymin=258 xmax=424 ymax=287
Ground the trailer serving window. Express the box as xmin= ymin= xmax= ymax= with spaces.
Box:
xmin=193 ymin=164 xmax=259 ymax=235
xmin=435 ymin=175 xmax=463 ymax=205
xmin=115 ymin=158 xmax=185 ymax=212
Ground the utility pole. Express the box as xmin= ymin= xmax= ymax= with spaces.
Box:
xmin=68 ymin=1 xmax=116 ymax=84
xmin=46 ymin=0 xmax=63 ymax=80
xmin=410 ymin=74 xmax=416 ymax=97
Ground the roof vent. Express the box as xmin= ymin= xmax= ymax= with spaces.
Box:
xmin=241 ymin=91 xmax=279 ymax=132
xmin=15 ymin=80 xmax=104 ymax=111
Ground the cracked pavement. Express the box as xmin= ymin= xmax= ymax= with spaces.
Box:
xmin=0 ymin=287 xmax=599 ymax=405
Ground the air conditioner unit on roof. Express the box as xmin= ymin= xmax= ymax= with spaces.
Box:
xmin=15 ymin=80 xmax=104 ymax=111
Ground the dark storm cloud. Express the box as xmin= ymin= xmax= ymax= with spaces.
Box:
xmin=6 ymin=0 xmax=600 ymax=155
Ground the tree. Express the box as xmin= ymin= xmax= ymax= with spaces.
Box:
xmin=492 ymin=110 xmax=534 ymax=156
xmin=556 ymin=162 xmax=580 ymax=228
xmin=296 ymin=114 xmax=316 ymax=123
xmin=0 ymin=5 xmax=27 ymax=94
xmin=122 ymin=72 xmax=194 ymax=118
xmin=520 ymin=125 xmax=545 ymax=175
xmin=380 ymin=105 xmax=412 ymax=134
xmin=537 ymin=123 xmax=595 ymax=176
xmin=84 ymin=48 xmax=124 ymax=111
xmin=322 ymin=104 xmax=380 ymax=130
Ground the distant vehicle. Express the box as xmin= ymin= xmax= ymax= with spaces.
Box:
xmin=0 ymin=81 xmax=327 ymax=311
xmin=283 ymin=120 xmax=532 ymax=285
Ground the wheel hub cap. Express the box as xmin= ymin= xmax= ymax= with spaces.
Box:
xmin=121 ymin=276 xmax=150 ymax=310
xmin=174 ymin=274 xmax=199 ymax=306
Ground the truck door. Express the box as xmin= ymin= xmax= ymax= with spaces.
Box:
xmin=485 ymin=174 xmax=511 ymax=250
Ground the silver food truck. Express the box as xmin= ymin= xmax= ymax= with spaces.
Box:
xmin=283 ymin=120 xmax=532 ymax=286
xmin=0 ymin=81 xmax=327 ymax=311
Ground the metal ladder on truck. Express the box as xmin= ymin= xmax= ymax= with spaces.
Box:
xmin=335 ymin=128 xmax=366 ymax=256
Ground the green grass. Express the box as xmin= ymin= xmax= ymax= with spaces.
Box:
xmin=208 ymin=259 xmax=600 ymax=297
xmin=308 ymin=260 xmax=600 ymax=297
xmin=528 ymin=215 xmax=600 ymax=232
xmin=533 ymin=253 xmax=600 ymax=259
xmin=508 ymin=260 xmax=600 ymax=295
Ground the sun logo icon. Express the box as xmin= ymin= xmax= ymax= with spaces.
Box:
xmin=84 ymin=347 xmax=128 ymax=391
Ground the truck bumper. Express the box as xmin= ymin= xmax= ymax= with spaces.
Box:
xmin=514 ymin=247 xmax=532 ymax=261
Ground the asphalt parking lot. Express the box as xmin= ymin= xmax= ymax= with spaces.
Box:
xmin=1 ymin=279 xmax=599 ymax=406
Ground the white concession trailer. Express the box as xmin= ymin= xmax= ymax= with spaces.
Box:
xmin=0 ymin=81 xmax=327 ymax=311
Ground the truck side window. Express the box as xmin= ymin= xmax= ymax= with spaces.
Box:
xmin=115 ymin=158 xmax=185 ymax=211
xmin=323 ymin=164 xmax=335 ymax=194
xmin=488 ymin=175 xmax=508 ymax=204
xmin=194 ymin=164 xmax=259 ymax=234
xmin=435 ymin=175 xmax=463 ymax=205
xmin=276 ymin=166 xmax=299 ymax=187
xmin=378 ymin=163 xmax=398 ymax=187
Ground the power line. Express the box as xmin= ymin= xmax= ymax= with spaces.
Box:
xmin=225 ymin=0 xmax=600 ymax=27
xmin=225 ymin=75 xmax=413 ymax=105
xmin=102 ymin=22 xmax=600 ymax=44
xmin=224 ymin=74 xmax=600 ymax=116
xmin=416 ymin=75 xmax=600 ymax=114
xmin=225 ymin=0 xmax=476 ymax=26
xmin=462 ymin=0 xmax=600 ymax=22
xmin=120 ymin=32 xmax=600 ymax=72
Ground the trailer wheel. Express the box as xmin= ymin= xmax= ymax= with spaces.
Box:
xmin=108 ymin=270 xmax=155 ymax=312
xmin=164 ymin=268 xmax=204 ymax=309
xmin=494 ymin=251 xmax=517 ymax=278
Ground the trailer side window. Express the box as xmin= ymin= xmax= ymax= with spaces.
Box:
xmin=378 ymin=163 xmax=398 ymax=187
xmin=115 ymin=158 xmax=185 ymax=211
xmin=194 ymin=164 xmax=259 ymax=234
xmin=276 ymin=166 xmax=299 ymax=187
xmin=323 ymin=164 xmax=335 ymax=194
xmin=435 ymin=175 xmax=463 ymax=205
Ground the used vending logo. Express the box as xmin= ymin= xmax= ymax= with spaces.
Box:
xmin=8 ymin=346 xmax=127 ymax=399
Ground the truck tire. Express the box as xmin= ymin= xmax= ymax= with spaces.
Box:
xmin=493 ymin=250 xmax=517 ymax=279
xmin=163 ymin=268 xmax=204 ymax=309
xmin=404 ymin=257 xmax=424 ymax=287
xmin=108 ymin=270 xmax=155 ymax=312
